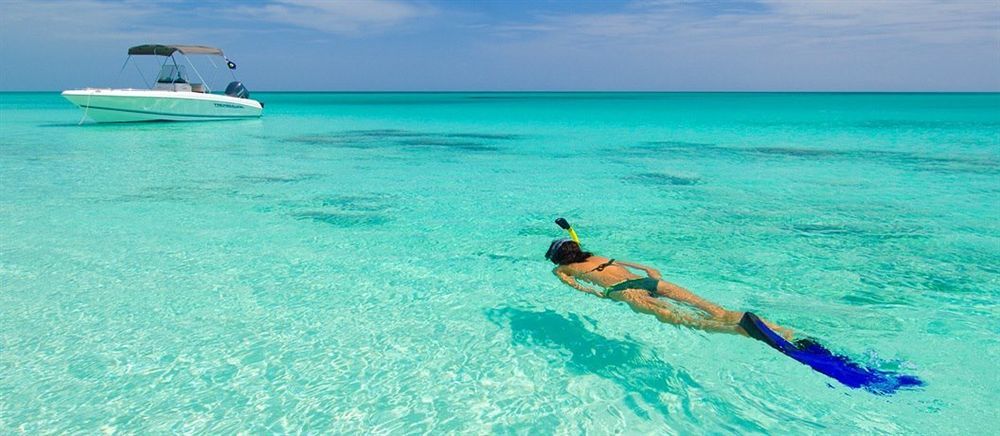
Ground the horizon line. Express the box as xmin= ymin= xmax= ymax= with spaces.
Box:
xmin=3 ymin=90 xmax=999 ymax=94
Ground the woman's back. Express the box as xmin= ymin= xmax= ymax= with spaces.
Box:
xmin=562 ymin=256 xmax=642 ymax=288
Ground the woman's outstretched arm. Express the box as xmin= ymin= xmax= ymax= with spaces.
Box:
xmin=553 ymin=268 xmax=606 ymax=298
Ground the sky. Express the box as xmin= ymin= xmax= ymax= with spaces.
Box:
xmin=1 ymin=0 xmax=998 ymax=91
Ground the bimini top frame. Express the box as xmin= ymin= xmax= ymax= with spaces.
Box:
xmin=121 ymin=44 xmax=237 ymax=92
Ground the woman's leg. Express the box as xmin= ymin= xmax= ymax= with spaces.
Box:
xmin=718 ymin=311 xmax=795 ymax=340
xmin=654 ymin=281 xmax=796 ymax=340
xmin=609 ymin=290 xmax=746 ymax=336
xmin=653 ymin=280 xmax=728 ymax=318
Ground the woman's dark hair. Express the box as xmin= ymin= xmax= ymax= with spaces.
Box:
xmin=547 ymin=240 xmax=593 ymax=265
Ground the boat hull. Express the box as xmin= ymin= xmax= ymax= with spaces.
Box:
xmin=62 ymin=89 xmax=263 ymax=123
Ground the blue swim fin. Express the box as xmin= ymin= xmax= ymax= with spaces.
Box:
xmin=738 ymin=312 xmax=923 ymax=395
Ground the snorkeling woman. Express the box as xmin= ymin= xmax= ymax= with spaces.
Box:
xmin=543 ymin=219 xmax=924 ymax=394
xmin=545 ymin=238 xmax=794 ymax=339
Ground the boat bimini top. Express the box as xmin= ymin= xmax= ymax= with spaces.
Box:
xmin=127 ymin=44 xmax=225 ymax=57
xmin=122 ymin=43 xmax=248 ymax=97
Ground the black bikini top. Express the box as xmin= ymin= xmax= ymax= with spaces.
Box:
xmin=587 ymin=259 xmax=616 ymax=273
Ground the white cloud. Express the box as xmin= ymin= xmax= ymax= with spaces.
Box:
xmin=0 ymin=0 xmax=173 ymax=42
xmin=493 ymin=0 xmax=999 ymax=46
xmin=1 ymin=0 xmax=995 ymax=90
xmin=473 ymin=0 xmax=999 ymax=90
xmin=239 ymin=0 xmax=434 ymax=35
xmin=757 ymin=0 xmax=998 ymax=43
xmin=0 ymin=0 xmax=434 ymax=45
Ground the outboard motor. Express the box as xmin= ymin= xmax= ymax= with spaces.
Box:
xmin=224 ymin=81 xmax=250 ymax=99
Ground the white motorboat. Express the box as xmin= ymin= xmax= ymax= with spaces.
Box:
xmin=62 ymin=44 xmax=263 ymax=123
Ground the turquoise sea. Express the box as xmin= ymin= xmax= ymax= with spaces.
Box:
xmin=2 ymin=92 xmax=998 ymax=433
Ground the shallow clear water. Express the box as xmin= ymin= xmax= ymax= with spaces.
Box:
xmin=2 ymin=92 xmax=998 ymax=433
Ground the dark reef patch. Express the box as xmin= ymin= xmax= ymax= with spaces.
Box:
xmin=282 ymin=129 xmax=522 ymax=154
xmin=851 ymin=119 xmax=1000 ymax=130
xmin=624 ymin=172 xmax=703 ymax=186
xmin=623 ymin=139 xmax=997 ymax=175
xmin=750 ymin=147 xmax=843 ymax=157
xmin=109 ymin=185 xmax=225 ymax=203
xmin=614 ymin=141 xmax=733 ymax=159
xmin=745 ymin=146 xmax=998 ymax=175
xmin=291 ymin=211 xmax=391 ymax=227
xmin=282 ymin=135 xmax=352 ymax=146
xmin=643 ymin=140 xmax=717 ymax=148
xmin=342 ymin=129 xmax=430 ymax=138
xmin=444 ymin=133 xmax=523 ymax=140
xmin=474 ymin=252 xmax=535 ymax=264
xmin=629 ymin=141 xmax=723 ymax=154
xmin=791 ymin=223 xmax=929 ymax=241
xmin=854 ymin=150 xmax=999 ymax=175
xmin=278 ymin=193 xmax=396 ymax=227
xmin=395 ymin=138 xmax=502 ymax=152
xmin=791 ymin=224 xmax=857 ymax=236
xmin=239 ymin=174 xmax=319 ymax=183
xmin=313 ymin=194 xmax=395 ymax=212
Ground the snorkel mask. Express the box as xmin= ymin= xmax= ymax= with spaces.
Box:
xmin=545 ymin=217 xmax=582 ymax=261
xmin=545 ymin=238 xmax=571 ymax=260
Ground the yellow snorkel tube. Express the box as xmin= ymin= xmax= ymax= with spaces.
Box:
xmin=555 ymin=217 xmax=580 ymax=244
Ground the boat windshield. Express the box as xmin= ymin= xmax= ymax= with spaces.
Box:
xmin=156 ymin=65 xmax=188 ymax=84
